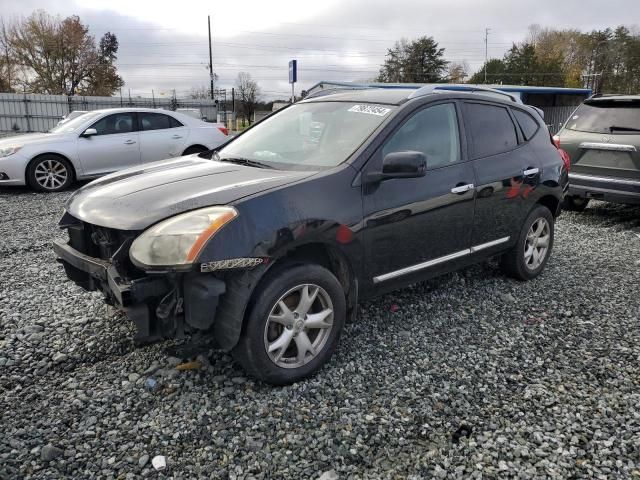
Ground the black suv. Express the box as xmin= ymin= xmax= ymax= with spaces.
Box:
xmin=555 ymin=95 xmax=640 ymax=210
xmin=54 ymin=87 xmax=568 ymax=384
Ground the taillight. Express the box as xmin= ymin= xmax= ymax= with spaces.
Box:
xmin=558 ymin=148 xmax=570 ymax=172
xmin=552 ymin=134 xmax=561 ymax=149
xmin=218 ymin=127 xmax=228 ymax=136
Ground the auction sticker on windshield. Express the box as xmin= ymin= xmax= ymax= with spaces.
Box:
xmin=348 ymin=104 xmax=391 ymax=116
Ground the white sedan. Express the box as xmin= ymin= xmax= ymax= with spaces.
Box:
xmin=0 ymin=108 xmax=229 ymax=192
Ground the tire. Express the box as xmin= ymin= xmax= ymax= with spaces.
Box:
xmin=26 ymin=155 xmax=74 ymax=192
xmin=232 ymin=263 xmax=346 ymax=385
xmin=500 ymin=205 xmax=555 ymax=281
xmin=562 ymin=195 xmax=590 ymax=212
xmin=183 ymin=145 xmax=207 ymax=156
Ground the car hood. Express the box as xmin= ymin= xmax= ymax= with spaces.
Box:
xmin=65 ymin=156 xmax=316 ymax=230
xmin=0 ymin=132 xmax=69 ymax=147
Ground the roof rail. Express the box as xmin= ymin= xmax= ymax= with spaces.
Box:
xmin=408 ymin=84 xmax=519 ymax=102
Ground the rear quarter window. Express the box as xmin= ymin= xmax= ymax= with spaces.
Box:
xmin=512 ymin=108 xmax=540 ymax=141
xmin=464 ymin=103 xmax=519 ymax=158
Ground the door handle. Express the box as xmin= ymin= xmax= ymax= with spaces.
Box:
xmin=124 ymin=140 xmax=136 ymax=145
xmin=172 ymin=135 xmax=183 ymax=139
xmin=451 ymin=183 xmax=474 ymax=194
xmin=523 ymin=167 xmax=540 ymax=176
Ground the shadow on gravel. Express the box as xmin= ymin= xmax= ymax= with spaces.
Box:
xmin=566 ymin=201 xmax=640 ymax=232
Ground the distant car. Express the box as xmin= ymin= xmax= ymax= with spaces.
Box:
xmin=57 ymin=110 xmax=88 ymax=126
xmin=0 ymin=108 xmax=229 ymax=192
xmin=555 ymin=95 xmax=640 ymax=210
xmin=54 ymin=88 xmax=568 ymax=384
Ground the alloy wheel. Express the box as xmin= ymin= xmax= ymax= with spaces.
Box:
xmin=34 ymin=159 xmax=68 ymax=190
xmin=524 ymin=217 xmax=550 ymax=270
xmin=263 ymin=284 xmax=334 ymax=369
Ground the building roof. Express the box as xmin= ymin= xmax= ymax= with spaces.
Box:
xmin=305 ymin=81 xmax=592 ymax=99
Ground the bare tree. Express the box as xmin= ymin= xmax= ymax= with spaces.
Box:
xmin=6 ymin=10 xmax=123 ymax=95
xmin=447 ymin=61 xmax=470 ymax=83
xmin=236 ymin=72 xmax=260 ymax=126
xmin=0 ymin=19 xmax=15 ymax=92
xmin=189 ymin=75 xmax=219 ymax=99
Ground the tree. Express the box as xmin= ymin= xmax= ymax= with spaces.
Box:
xmin=469 ymin=43 xmax=563 ymax=86
xmin=189 ymin=75 xmax=219 ymax=99
xmin=446 ymin=61 xmax=470 ymax=83
xmin=236 ymin=72 xmax=260 ymax=125
xmin=6 ymin=10 xmax=123 ymax=95
xmin=82 ymin=31 xmax=124 ymax=96
xmin=0 ymin=19 xmax=14 ymax=92
xmin=376 ymin=36 xmax=447 ymax=83
xmin=468 ymin=58 xmax=507 ymax=84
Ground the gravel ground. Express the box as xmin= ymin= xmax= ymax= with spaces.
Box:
xmin=1 ymin=187 xmax=639 ymax=479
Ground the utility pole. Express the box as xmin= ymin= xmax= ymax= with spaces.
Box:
xmin=208 ymin=15 xmax=214 ymax=100
xmin=231 ymin=87 xmax=236 ymax=130
xmin=484 ymin=28 xmax=490 ymax=84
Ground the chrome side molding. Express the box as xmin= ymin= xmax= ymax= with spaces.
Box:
xmin=579 ymin=142 xmax=637 ymax=152
xmin=373 ymin=236 xmax=510 ymax=284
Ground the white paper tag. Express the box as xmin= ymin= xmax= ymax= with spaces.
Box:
xmin=348 ymin=104 xmax=391 ymax=116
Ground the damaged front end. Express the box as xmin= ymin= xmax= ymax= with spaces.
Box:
xmin=53 ymin=212 xmax=227 ymax=345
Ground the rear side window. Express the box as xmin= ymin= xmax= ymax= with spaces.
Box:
xmin=512 ymin=109 xmax=539 ymax=141
xmin=464 ymin=103 xmax=518 ymax=158
xmin=565 ymin=101 xmax=640 ymax=134
xmin=139 ymin=113 xmax=182 ymax=131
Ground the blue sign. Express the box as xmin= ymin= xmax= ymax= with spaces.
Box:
xmin=289 ymin=60 xmax=297 ymax=84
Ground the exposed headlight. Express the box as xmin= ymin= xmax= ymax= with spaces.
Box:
xmin=0 ymin=146 xmax=22 ymax=158
xmin=129 ymin=206 xmax=238 ymax=269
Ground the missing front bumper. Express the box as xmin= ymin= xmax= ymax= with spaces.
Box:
xmin=53 ymin=239 xmax=226 ymax=344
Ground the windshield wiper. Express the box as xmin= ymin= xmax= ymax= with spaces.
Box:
xmin=609 ymin=125 xmax=640 ymax=132
xmin=217 ymin=156 xmax=274 ymax=169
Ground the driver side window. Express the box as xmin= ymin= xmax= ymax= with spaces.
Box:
xmin=382 ymin=103 xmax=460 ymax=169
xmin=90 ymin=113 xmax=135 ymax=136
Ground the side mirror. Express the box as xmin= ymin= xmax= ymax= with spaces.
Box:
xmin=367 ymin=151 xmax=427 ymax=183
xmin=81 ymin=128 xmax=97 ymax=138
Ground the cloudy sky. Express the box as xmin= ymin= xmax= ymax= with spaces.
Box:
xmin=1 ymin=0 xmax=638 ymax=100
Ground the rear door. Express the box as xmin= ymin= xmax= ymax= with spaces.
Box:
xmin=462 ymin=101 xmax=541 ymax=247
xmin=137 ymin=112 xmax=188 ymax=163
xmin=559 ymin=99 xmax=640 ymax=180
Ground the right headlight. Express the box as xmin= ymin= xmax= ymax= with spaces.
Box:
xmin=129 ymin=206 xmax=238 ymax=269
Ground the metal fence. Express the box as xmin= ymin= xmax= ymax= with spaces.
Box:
xmin=0 ymin=92 xmax=220 ymax=133
xmin=543 ymin=106 xmax=578 ymax=134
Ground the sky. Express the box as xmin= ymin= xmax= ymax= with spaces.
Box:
xmin=1 ymin=0 xmax=638 ymax=100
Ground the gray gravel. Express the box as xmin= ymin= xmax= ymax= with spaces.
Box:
xmin=1 ymin=186 xmax=639 ymax=479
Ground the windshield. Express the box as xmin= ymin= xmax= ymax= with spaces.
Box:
xmin=218 ymin=102 xmax=395 ymax=170
xmin=49 ymin=111 xmax=101 ymax=134
xmin=565 ymin=101 xmax=640 ymax=134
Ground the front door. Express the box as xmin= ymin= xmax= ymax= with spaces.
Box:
xmin=77 ymin=112 xmax=140 ymax=176
xmin=362 ymin=102 xmax=476 ymax=288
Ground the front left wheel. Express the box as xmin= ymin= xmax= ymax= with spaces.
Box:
xmin=26 ymin=155 xmax=74 ymax=192
xmin=232 ymin=263 xmax=346 ymax=385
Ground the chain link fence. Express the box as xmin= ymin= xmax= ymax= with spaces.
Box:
xmin=0 ymin=92 xmax=221 ymax=133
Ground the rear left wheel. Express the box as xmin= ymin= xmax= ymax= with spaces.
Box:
xmin=232 ymin=263 xmax=346 ymax=385
xmin=500 ymin=205 xmax=554 ymax=281
xmin=562 ymin=195 xmax=589 ymax=212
